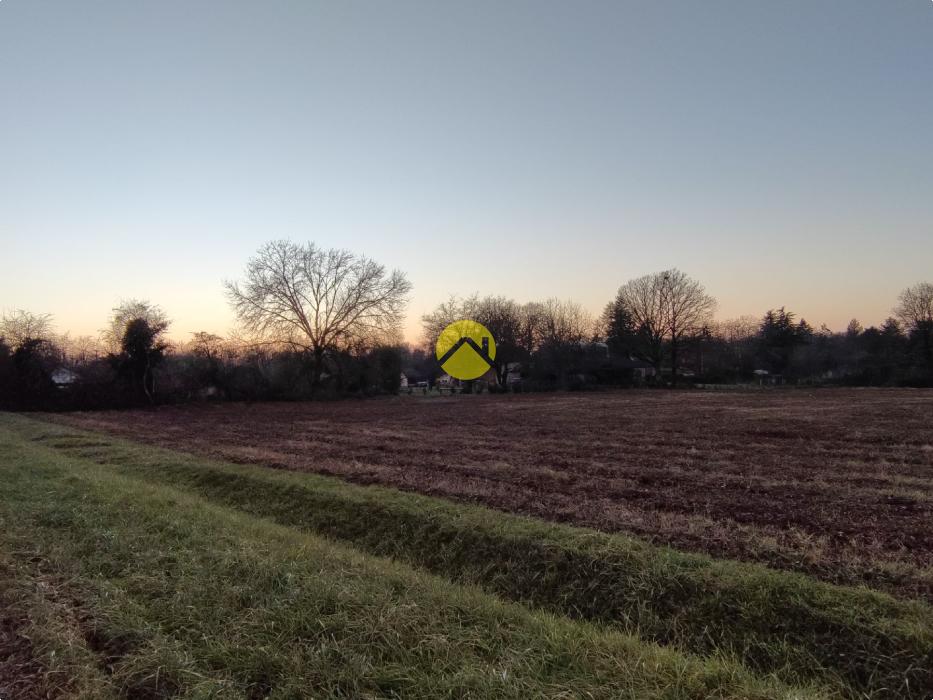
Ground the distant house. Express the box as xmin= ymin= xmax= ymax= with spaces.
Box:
xmin=753 ymin=369 xmax=783 ymax=386
xmin=615 ymin=356 xmax=656 ymax=379
xmin=504 ymin=362 xmax=522 ymax=384
xmin=662 ymin=367 xmax=695 ymax=378
xmin=51 ymin=367 xmax=79 ymax=387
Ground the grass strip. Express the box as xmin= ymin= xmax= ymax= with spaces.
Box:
xmin=0 ymin=415 xmax=813 ymax=699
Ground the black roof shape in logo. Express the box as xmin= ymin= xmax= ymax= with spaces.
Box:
xmin=437 ymin=335 xmax=494 ymax=369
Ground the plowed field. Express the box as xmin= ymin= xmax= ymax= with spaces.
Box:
xmin=52 ymin=388 xmax=933 ymax=600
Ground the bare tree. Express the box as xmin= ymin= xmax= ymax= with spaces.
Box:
xmin=516 ymin=302 xmax=546 ymax=359
xmin=189 ymin=332 xmax=227 ymax=359
xmin=533 ymin=299 xmax=593 ymax=386
xmin=614 ymin=269 xmax=717 ymax=384
xmin=709 ymin=316 xmax=759 ymax=376
xmin=613 ymin=273 xmax=669 ymax=375
xmin=895 ymin=282 xmax=933 ymax=329
xmin=0 ymin=309 xmax=54 ymax=349
xmin=62 ymin=335 xmax=104 ymax=365
xmin=474 ymin=296 xmax=530 ymax=385
xmin=713 ymin=316 xmax=760 ymax=344
xmin=423 ymin=295 xmax=536 ymax=386
xmin=895 ymin=282 xmax=933 ymax=372
xmin=101 ymin=300 xmax=170 ymax=354
xmin=422 ymin=296 xmax=563 ymax=386
xmin=537 ymin=298 xmax=592 ymax=348
xmin=663 ymin=270 xmax=717 ymax=384
xmin=421 ymin=295 xmax=481 ymax=350
xmin=225 ymin=240 xmax=411 ymax=389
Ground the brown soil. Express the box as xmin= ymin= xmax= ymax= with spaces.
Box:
xmin=49 ymin=388 xmax=933 ymax=599
xmin=0 ymin=602 xmax=49 ymax=700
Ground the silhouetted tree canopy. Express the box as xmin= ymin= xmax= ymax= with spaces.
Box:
xmin=0 ymin=310 xmax=54 ymax=349
xmin=102 ymin=300 xmax=169 ymax=354
xmin=111 ymin=317 xmax=169 ymax=404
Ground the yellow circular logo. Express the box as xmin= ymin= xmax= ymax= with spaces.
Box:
xmin=435 ymin=319 xmax=497 ymax=380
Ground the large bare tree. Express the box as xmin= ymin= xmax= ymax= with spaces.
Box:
xmin=612 ymin=273 xmax=667 ymax=373
xmin=663 ymin=269 xmax=717 ymax=383
xmin=225 ymin=240 xmax=411 ymax=388
xmin=613 ymin=269 xmax=716 ymax=384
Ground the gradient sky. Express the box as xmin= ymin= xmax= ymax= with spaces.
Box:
xmin=2 ymin=1 xmax=932 ymax=343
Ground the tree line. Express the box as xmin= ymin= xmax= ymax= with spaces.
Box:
xmin=1 ymin=239 xmax=931 ymax=410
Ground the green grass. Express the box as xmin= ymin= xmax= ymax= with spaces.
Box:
xmin=14 ymin=416 xmax=932 ymax=699
xmin=0 ymin=414 xmax=816 ymax=699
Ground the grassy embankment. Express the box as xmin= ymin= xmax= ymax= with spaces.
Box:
xmin=2 ymin=414 xmax=930 ymax=698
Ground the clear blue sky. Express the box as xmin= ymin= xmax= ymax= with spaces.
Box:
xmin=2 ymin=1 xmax=931 ymax=341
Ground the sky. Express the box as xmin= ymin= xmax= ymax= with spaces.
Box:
xmin=1 ymin=1 xmax=932 ymax=344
